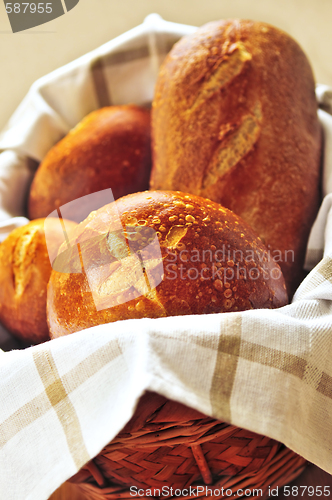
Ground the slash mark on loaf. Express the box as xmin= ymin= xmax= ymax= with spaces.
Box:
xmin=188 ymin=42 xmax=252 ymax=113
xmin=12 ymin=228 xmax=39 ymax=298
xmin=202 ymin=102 xmax=262 ymax=189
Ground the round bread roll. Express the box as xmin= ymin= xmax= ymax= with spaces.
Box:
xmin=47 ymin=191 xmax=288 ymax=339
xmin=28 ymin=105 xmax=151 ymax=219
xmin=0 ymin=218 xmax=76 ymax=344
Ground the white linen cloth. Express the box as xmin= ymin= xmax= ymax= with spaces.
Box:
xmin=0 ymin=14 xmax=332 ymax=500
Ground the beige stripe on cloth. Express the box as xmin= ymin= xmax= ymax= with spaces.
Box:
xmin=240 ymin=342 xmax=308 ymax=379
xmin=318 ymin=372 xmax=332 ymax=398
xmin=0 ymin=392 xmax=52 ymax=449
xmin=91 ymin=39 xmax=175 ymax=108
xmin=33 ymin=351 xmax=91 ymax=470
xmin=209 ymin=319 xmax=332 ymax=419
xmin=0 ymin=340 xmax=122 ymax=448
xmin=57 ymin=338 xmax=123 ymax=393
xmin=91 ymin=58 xmax=112 ymax=108
xmin=318 ymin=256 xmax=332 ymax=281
xmin=210 ymin=315 xmax=242 ymax=421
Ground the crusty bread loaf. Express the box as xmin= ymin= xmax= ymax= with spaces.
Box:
xmin=48 ymin=191 xmax=288 ymax=338
xmin=28 ymin=105 xmax=151 ymax=219
xmin=150 ymin=20 xmax=322 ymax=297
xmin=0 ymin=218 xmax=76 ymax=344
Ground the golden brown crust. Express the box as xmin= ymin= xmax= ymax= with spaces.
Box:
xmin=0 ymin=218 xmax=76 ymax=344
xmin=48 ymin=191 xmax=288 ymax=339
xmin=150 ymin=20 xmax=322 ymax=297
xmin=28 ymin=105 xmax=152 ymax=219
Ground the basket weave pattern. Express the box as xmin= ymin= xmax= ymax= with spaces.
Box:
xmin=68 ymin=392 xmax=306 ymax=498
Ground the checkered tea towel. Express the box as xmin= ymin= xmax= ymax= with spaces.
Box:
xmin=0 ymin=14 xmax=332 ymax=500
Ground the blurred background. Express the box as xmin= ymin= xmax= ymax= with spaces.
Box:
xmin=0 ymin=0 xmax=332 ymax=131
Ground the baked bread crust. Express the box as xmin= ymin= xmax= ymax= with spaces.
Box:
xmin=150 ymin=20 xmax=322 ymax=296
xmin=47 ymin=191 xmax=288 ymax=338
xmin=0 ymin=218 xmax=76 ymax=344
xmin=28 ymin=105 xmax=151 ymax=219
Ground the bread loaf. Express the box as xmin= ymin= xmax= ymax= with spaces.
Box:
xmin=0 ymin=218 xmax=76 ymax=344
xmin=47 ymin=191 xmax=288 ymax=338
xmin=28 ymin=105 xmax=151 ymax=219
xmin=150 ymin=20 xmax=322 ymax=297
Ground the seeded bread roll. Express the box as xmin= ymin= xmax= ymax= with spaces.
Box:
xmin=47 ymin=191 xmax=288 ymax=339
xmin=0 ymin=218 xmax=76 ymax=344
xmin=150 ymin=20 xmax=322 ymax=297
xmin=28 ymin=105 xmax=151 ymax=219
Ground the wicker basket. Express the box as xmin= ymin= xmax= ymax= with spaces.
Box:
xmin=60 ymin=392 xmax=306 ymax=500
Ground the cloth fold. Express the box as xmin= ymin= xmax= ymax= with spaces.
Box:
xmin=0 ymin=14 xmax=332 ymax=500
